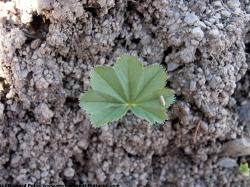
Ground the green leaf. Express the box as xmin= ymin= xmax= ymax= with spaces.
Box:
xmin=91 ymin=66 xmax=126 ymax=102
xmin=135 ymin=64 xmax=167 ymax=102
xmin=79 ymin=90 xmax=123 ymax=113
xmin=161 ymin=88 xmax=175 ymax=108
xmin=239 ymin=163 xmax=250 ymax=177
xmin=91 ymin=105 xmax=128 ymax=128
xmin=114 ymin=55 xmax=144 ymax=101
xmin=79 ymin=54 xmax=175 ymax=127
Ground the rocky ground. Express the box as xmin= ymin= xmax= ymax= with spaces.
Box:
xmin=0 ymin=0 xmax=250 ymax=186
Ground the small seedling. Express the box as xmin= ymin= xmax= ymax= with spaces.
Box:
xmin=79 ymin=55 xmax=175 ymax=127
xmin=239 ymin=163 xmax=250 ymax=177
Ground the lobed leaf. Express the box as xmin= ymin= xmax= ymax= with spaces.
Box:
xmin=79 ymin=54 xmax=175 ymax=127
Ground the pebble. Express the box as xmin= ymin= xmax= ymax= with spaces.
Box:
xmin=230 ymin=133 xmax=237 ymax=139
xmin=208 ymin=17 xmax=217 ymax=24
xmin=64 ymin=167 xmax=75 ymax=178
xmin=200 ymin=122 xmax=209 ymax=132
xmin=204 ymin=20 xmax=212 ymax=27
xmin=20 ymin=12 xmax=32 ymax=24
xmin=41 ymin=171 xmax=49 ymax=177
xmin=96 ymin=168 xmax=106 ymax=182
xmin=35 ymin=103 xmax=54 ymax=123
xmin=192 ymin=27 xmax=204 ymax=41
xmin=0 ymin=102 xmax=4 ymax=119
xmin=222 ymin=138 xmax=250 ymax=156
xmin=184 ymin=13 xmax=199 ymax=25
xmin=180 ymin=47 xmax=196 ymax=63
xmin=227 ymin=0 xmax=241 ymax=9
xmin=208 ymin=29 xmax=220 ymax=39
xmin=213 ymin=1 xmax=222 ymax=7
xmin=36 ymin=0 xmax=53 ymax=12
xmin=31 ymin=39 xmax=42 ymax=49
xmin=167 ymin=62 xmax=179 ymax=72
xmin=226 ymin=24 xmax=236 ymax=32
xmin=246 ymin=5 xmax=250 ymax=12
xmin=11 ymin=155 xmax=21 ymax=167
xmin=77 ymin=139 xmax=89 ymax=149
xmin=217 ymin=158 xmax=237 ymax=168
xmin=238 ymin=101 xmax=250 ymax=124
xmin=216 ymin=23 xmax=224 ymax=29
xmin=195 ymin=21 xmax=207 ymax=28
xmin=190 ymin=81 xmax=196 ymax=91
xmin=221 ymin=10 xmax=231 ymax=18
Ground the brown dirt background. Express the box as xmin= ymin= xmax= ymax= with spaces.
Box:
xmin=0 ymin=0 xmax=250 ymax=186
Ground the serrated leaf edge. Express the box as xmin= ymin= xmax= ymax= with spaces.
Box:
xmin=80 ymin=55 xmax=175 ymax=127
xmin=90 ymin=106 xmax=129 ymax=128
